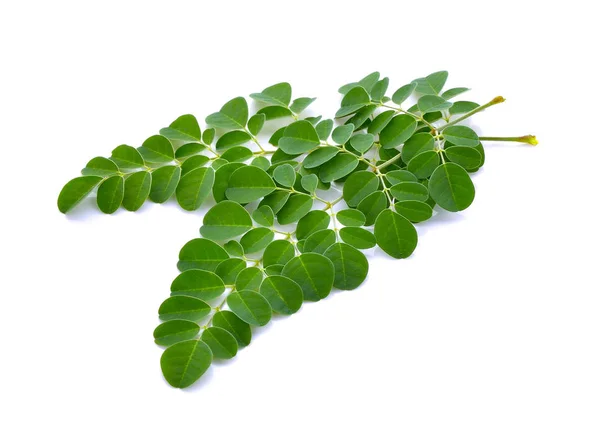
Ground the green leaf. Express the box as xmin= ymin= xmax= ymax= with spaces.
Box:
xmin=221 ymin=146 xmax=252 ymax=163
xmin=296 ymin=210 xmax=330 ymax=240
xmin=149 ymin=165 xmax=181 ymax=203
xmin=339 ymin=227 xmax=376 ymax=249
xmin=154 ymin=320 xmax=200 ymax=346
xmin=324 ymin=243 xmax=368 ymax=290
xmin=160 ymin=114 xmax=201 ymax=142
xmin=278 ymin=120 xmax=320 ymax=154
xmin=331 ymin=124 xmax=354 ymax=145
xmin=390 ymin=181 xmax=429 ymax=202
xmin=277 ymin=193 xmax=312 ymax=225
xmin=176 ymin=167 xmax=214 ymax=211
xmin=201 ymin=201 xmax=253 ymax=240
xmin=428 ymin=162 xmax=475 ymax=211
xmin=256 ymin=105 xmax=293 ymax=121
xmin=248 ymin=113 xmax=266 ymax=136
xmin=336 ymin=86 xmax=370 ymax=117
xmin=357 ymin=191 xmax=387 ymax=226
xmin=235 ymin=267 xmax=263 ymax=291
xmin=82 ymin=156 xmax=119 ymax=177
xmin=212 ymin=162 xmax=245 ymax=202
xmin=138 ymin=135 xmax=174 ymax=163
xmin=158 ymin=295 xmax=211 ymax=321
xmin=370 ymin=77 xmax=389 ymax=102
xmin=223 ymin=240 xmax=244 ymax=257
xmin=201 ymin=327 xmax=238 ymax=359
xmin=303 ymin=146 xmax=339 ymax=169
xmin=273 ymin=164 xmax=296 ymax=188
xmin=289 ymin=97 xmax=316 ymax=114
xmin=216 ymin=130 xmax=251 ymax=150
xmin=379 ymin=114 xmax=417 ymax=148
xmin=316 ymin=119 xmax=333 ymax=141
xmin=212 ymin=159 xmax=230 ymax=169
xmin=97 ymin=176 xmax=124 ymax=214
xmin=303 ymin=229 xmax=336 ymax=254
xmin=441 ymin=87 xmax=469 ymax=100
xmin=57 ymin=176 xmax=102 ymax=213
xmin=392 ymin=83 xmax=417 ymax=105
xmin=319 ymin=153 xmax=359 ymax=183
xmin=368 ymin=110 xmax=396 ymax=135
xmin=250 ymin=82 xmax=292 ymax=107
xmin=401 ymin=133 xmax=435 ymax=163
xmin=240 ymin=227 xmax=274 ymax=254
xmin=259 ymin=190 xmax=290 ymax=214
xmin=444 ymin=146 xmax=482 ymax=169
xmin=178 ymin=238 xmax=229 ymax=272
xmin=251 ymin=156 xmax=271 ymax=170
xmin=336 ymin=209 xmax=366 ymax=227
xmin=227 ymin=290 xmax=272 ymax=326
xmin=205 ymin=97 xmax=249 ymax=130
xmin=394 ymin=200 xmax=433 ymax=223
xmin=450 ymin=101 xmax=480 ymax=115
xmin=343 ymin=171 xmax=379 ymax=207
xmin=203 ymin=128 xmax=216 ymax=145
xmin=442 ymin=125 xmax=479 ymax=147
xmin=413 ymin=71 xmax=448 ymax=95
xmin=110 ymin=144 xmax=145 ymax=170
xmin=384 ymin=170 xmax=417 ymax=185
xmin=374 ymin=210 xmax=418 ymax=259
xmin=215 ymin=258 xmax=245 ymax=284
xmin=339 ymin=71 xmax=380 ymax=94
xmin=176 ymin=143 xmax=208 ymax=159
xmin=170 ymin=269 xmax=225 ymax=300
xmin=122 ymin=171 xmax=151 ymax=211
xmin=260 ymin=275 xmax=303 ymax=315
xmin=418 ymin=95 xmax=453 ymax=113
xmin=263 ymin=239 xmax=295 ymax=267
xmin=406 ymin=150 xmax=440 ymax=179
xmin=282 ymin=253 xmax=334 ymax=301
xmin=252 ymin=205 xmax=274 ymax=227
xmin=301 ymin=173 xmax=318 ymax=194
xmin=161 ymin=339 xmax=212 ymax=388
xmin=345 ymin=104 xmax=377 ymax=130
xmin=349 ymin=133 xmax=374 ymax=153
xmin=265 ymin=264 xmax=284 ymax=276
xmin=226 ymin=165 xmax=276 ymax=203
xmin=212 ymin=311 xmax=251 ymax=347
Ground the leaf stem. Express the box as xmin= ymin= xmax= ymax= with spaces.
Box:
xmin=377 ymin=153 xmax=402 ymax=170
xmin=479 ymin=135 xmax=538 ymax=145
xmin=378 ymin=103 xmax=436 ymax=131
xmin=438 ymin=96 xmax=505 ymax=130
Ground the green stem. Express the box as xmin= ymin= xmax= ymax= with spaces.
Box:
xmin=378 ymin=103 xmax=436 ymax=131
xmin=438 ymin=96 xmax=505 ymax=130
xmin=479 ymin=135 xmax=538 ymax=145
xmin=377 ymin=152 xmax=402 ymax=170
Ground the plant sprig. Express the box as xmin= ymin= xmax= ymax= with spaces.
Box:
xmin=57 ymin=70 xmax=537 ymax=388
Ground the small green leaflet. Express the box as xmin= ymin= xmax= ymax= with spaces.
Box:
xmin=170 ymin=269 xmax=225 ymax=300
xmin=260 ymin=276 xmax=303 ymax=314
xmin=215 ymin=258 xmax=245 ymax=284
xmin=110 ymin=145 xmax=144 ymax=170
xmin=336 ymin=209 xmax=366 ymax=227
xmin=201 ymin=201 xmax=253 ymax=240
xmin=97 ymin=176 xmax=124 ymax=214
xmin=263 ymin=239 xmax=295 ymax=267
xmin=57 ymin=176 xmax=102 ymax=213
xmin=252 ymin=205 xmax=274 ymax=227
xmin=226 ymin=165 xmax=276 ymax=203
xmin=332 ymin=124 xmax=354 ymax=145
xmin=379 ymin=114 xmax=417 ymax=148
xmin=161 ymin=340 xmax=212 ymax=388
xmin=138 ymin=135 xmax=174 ymax=163
xmin=176 ymin=167 xmax=214 ymax=211
xmin=201 ymin=327 xmax=238 ymax=359
xmin=412 ymin=71 xmax=448 ymax=95
xmin=391 ymin=83 xmax=416 ymax=105
xmin=374 ymin=210 xmax=418 ymax=259
xmin=235 ymin=267 xmax=263 ymax=291
xmin=240 ymin=227 xmax=274 ymax=254
xmin=250 ymin=82 xmax=292 ymax=107
xmin=227 ymin=290 xmax=272 ymax=326
xmin=160 ymin=114 xmax=201 ymax=142
xmin=277 ymin=194 xmax=312 ymax=225
xmin=205 ymin=97 xmax=249 ymax=130
xmin=177 ymin=238 xmax=229 ymax=272
xmin=216 ymin=130 xmax=251 ymax=150
xmin=82 ymin=157 xmax=119 ymax=177
xmin=442 ymin=125 xmax=480 ymax=147
xmin=428 ymin=162 xmax=475 ymax=211
xmin=278 ymin=120 xmax=320 ymax=154
xmin=282 ymin=253 xmax=335 ymax=301
xmin=339 ymin=227 xmax=376 ymax=249
xmin=394 ymin=201 xmax=433 ymax=223
xmin=158 ymin=295 xmax=211 ymax=321
xmin=343 ymin=171 xmax=379 ymax=207
xmin=295 ymin=210 xmax=330 ymax=239
xmin=273 ymin=164 xmax=296 ymax=187
xmin=212 ymin=310 xmax=252 ymax=347
xmin=303 ymin=229 xmax=336 ymax=254
xmin=324 ymin=243 xmax=368 ymax=290
xmin=444 ymin=145 xmax=482 ymax=169
xmin=149 ymin=165 xmax=181 ymax=203
xmin=154 ymin=320 xmax=200 ymax=346
xmin=122 ymin=171 xmax=151 ymax=211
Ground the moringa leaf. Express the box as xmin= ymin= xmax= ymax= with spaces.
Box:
xmin=442 ymin=125 xmax=480 ymax=147
xmin=324 ymin=243 xmax=369 ymax=290
xmin=418 ymin=95 xmax=453 ymax=113
xmin=158 ymin=295 xmax=211 ymax=321
xmin=392 ymin=83 xmax=417 ymax=105
xmin=450 ymin=101 xmax=480 ymax=115
xmin=201 ymin=327 xmax=238 ymax=359
xmin=177 ymin=238 xmax=229 ymax=272
xmin=263 ymin=239 xmax=295 ymax=267
xmin=357 ymin=191 xmax=388 ymax=226
xmin=273 ymin=164 xmax=296 ymax=188
xmin=154 ymin=320 xmax=200 ymax=346
xmin=339 ymin=227 xmax=376 ymax=249
xmin=394 ymin=200 xmax=433 ymax=223
xmin=82 ymin=157 xmax=119 ymax=177
xmin=205 ymin=97 xmax=249 ymax=130
xmin=428 ymin=162 xmax=475 ymax=211
xmin=343 ymin=171 xmax=379 ymax=207
xmin=138 ymin=135 xmax=174 ymax=163
xmin=260 ymin=275 xmax=303 ymax=315
xmin=226 ymin=165 xmax=276 ymax=203
xmin=401 ymin=133 xmax=435 ymax=163
xmin=336 ymin=86 xmax=370 ymax=117
xmin=278 ymin=120 xmax=320 ymax=155
xmin=379 ymin=114 xmax=417 ymax=148
xmin=212 ymin=162 xmax=245 ymax=202
xmin=316 ymin=119 xmax=334 ymax=141
xmin=303 ymin=146 xmax=339 ymax=169
xmin=319 ymin=153 xmax=359 ymax=183
xmin=303 ymin=229 xmax=336 ymax=254
xmin=110 ymin=145 xmax=145 ymax=170
xmin=248 ymin=113 xmax=266 ymax=136
xmin=176 ymin=167 xmax=214 ymax=211
xmin=212 ymin=310 xmax=251 ymax=347
xmin=149 ymin=165 xmax=181 ymax=203
xmin=202 ymin=128 xmax=215 ymax=145
xmin=289 ymin=97 xmax=316 ymax=114
xmin=389 ymin=181 xmax=429 ymax=202
xmin=160 ymin=114 xmax=201 ymax=142
xmin=301 ymin=173 xmax=318 ymax=194
xmin=444 ymin=145 xmax=482 ymax=169
xmin=374 ymin=210 xmax=418 ymax=259
xmin=227 ymin=290 xmax=272 ymax=326
xmin=370 ymin=77 xmax=389 ymax=102
xmin=122 ymin=171 xmax=151 ymax=211
xmin=413 ymin=70 xmax=448 ymax=95
xmin=256 ymin=105 xmax=293 ymax=121
xmin=235 ymin=267 xmax=263 ymax=291
xmin=331 ymin=124 xmax=354 ymax=145
xmin=240 ymin=227 xmax=274 ymax=254
xmin=296 ymin=210 xmax=330 ymax=240
xmin=368 ymin=110 xmax=396 ymax=135
xmin=252 ymin=205 xmax=274 ymax=227
xmin=57 ymin=176 xmax=102 ymax=213
xmin=406 ymin=150 xmax=440 ymax=179
xmin=201 ymin=201 xmax=253 ymax=240
xmin=215 ymin=258 xmax=245 ymax=284
xmin=161 ymin=339 xmax=212 ymax=388
xmin=277 ymin=193 xmax=312 ymax=225
xmin=259 ymin=190 xmax=290 ymax=214
xmin=170 ymin=269 xmax=225 ymax=300
xmin=176 ymin=143 xmax=208 ymax=159
xmin=220 ymin=146 xmax=252 ymax=163
xmin=97 ymin=175 xmax=124 ymax=214
xmin=250 ymin=82 xmax=292 ymax=107
xmin=336 ymin=209 xmax=366 ymax=227
xmin=216 ymin=130 xmax=251 ymax=150
xmin=441 ymin=87 xmax=470 ymax=100
xmin=282 ymin=253 xmax=334 ymax=301
xmin=349 ymin=133 xmax=375 ymax=153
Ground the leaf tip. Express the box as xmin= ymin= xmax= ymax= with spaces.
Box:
xmin=519 ymin=135 xmax=538 ymax=146
xmin=491 ymin=96 xmax=506 ymax=105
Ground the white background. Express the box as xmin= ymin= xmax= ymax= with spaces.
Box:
xmin=1 ymin=1 xmax=599 ymax=447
